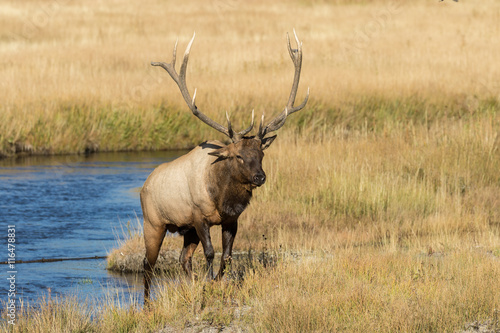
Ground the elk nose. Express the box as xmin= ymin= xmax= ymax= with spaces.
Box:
xmin=253 ymin=173 xmax=266 ymax=186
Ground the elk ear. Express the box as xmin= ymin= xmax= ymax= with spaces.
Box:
xmin=208 ymin=147 xmax=231 ymax=160
xmin=261 ymin=135 xmax=277 ymax=150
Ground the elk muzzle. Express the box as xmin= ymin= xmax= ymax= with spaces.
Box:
xmin=252 ymin=171 xmax=266 ymax=187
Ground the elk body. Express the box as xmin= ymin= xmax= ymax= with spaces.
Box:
xmin=141 ymin=31 xmax=308 ymax=302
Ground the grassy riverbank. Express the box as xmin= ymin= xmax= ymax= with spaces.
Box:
xmin=5 ymin=115 xmax=500 ymax=332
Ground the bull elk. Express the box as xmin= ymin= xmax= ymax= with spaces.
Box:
xmin=141 ymin=30 xmax=309 ymax=302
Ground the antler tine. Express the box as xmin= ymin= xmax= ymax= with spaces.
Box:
xmin=259 ymin=30 xmax=309 ymax=138
xmin=259 ymin=108 xmax=288 ymax=139
xmin=192 ymin=88 xmax=197 ymax=107
xmin=225 ymin=111 xmax=234 ymax=138
xmin=179 ymin=33 xmax=196 ymax=81
xmin=225 ymin=110 xmax=255 ymax=141
xmin=172 ymin=38 xmax=178 ymax=69
xmin=152 ymin=33 xmax=234 ymax=140
xmin=258 ymin=113 xmax=265 ymax=137
xmin=286 ymin=29 xmax=302 ymax=110
xmin=237 ymin=109 xmax=255 ymax=137
xmin=289 ymin=87 xmax=309 ymax=114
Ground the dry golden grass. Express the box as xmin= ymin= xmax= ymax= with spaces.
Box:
xmin=1 ymin=0 xmax=500 ymax=332
xmin=1 ymin=0 xmax=499 ymax=154
xmin=5 ymin=124 xmax=500 ymax=331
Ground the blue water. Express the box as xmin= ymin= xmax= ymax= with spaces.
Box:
xmin=0 ymin=151 xmax=184 ymax=306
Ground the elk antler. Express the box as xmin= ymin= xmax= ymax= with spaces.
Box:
xmin=152 ymin=33 xmax=254 ymax=142
xmin=258 ymin=30 xmax=309 ymax=140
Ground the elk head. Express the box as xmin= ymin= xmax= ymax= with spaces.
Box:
xmin=208 ymin=135 xmax=267 ymax=188
xmin=151 ymin=30 xmax=309 ymax=187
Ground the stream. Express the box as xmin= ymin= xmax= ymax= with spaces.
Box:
xmin=0 ymin=150 xmax=185 ymax=307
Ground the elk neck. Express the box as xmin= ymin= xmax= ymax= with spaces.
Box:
xmin=207 ymin=157 xmax=254 ymax=219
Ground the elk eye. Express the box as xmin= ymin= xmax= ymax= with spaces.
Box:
xmin=236 ymin=155 xmax=244 ymax=162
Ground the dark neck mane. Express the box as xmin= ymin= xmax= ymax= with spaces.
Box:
xmin=207 ymin=159 xmax=253 ymax=219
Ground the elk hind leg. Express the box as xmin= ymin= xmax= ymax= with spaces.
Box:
xmin=143 ymin=222 xmax=166 ymax=304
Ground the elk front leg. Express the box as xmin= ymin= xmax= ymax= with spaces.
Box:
xmin=195 ymin=223 xmax=215 ymax=279
xmin=216 ymin=221 xmax=238 ymax=280
xmin=179 ymin=228 xmax=199 ymax=280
